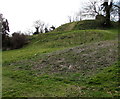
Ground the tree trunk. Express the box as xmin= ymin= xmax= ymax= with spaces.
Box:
xmin=103 ymin=0 xmax=113 ymax=27
xmin=35 ymin=27 xmax=39 ymax=34
xmin=105 ymin=7 xmax=111 ymax=26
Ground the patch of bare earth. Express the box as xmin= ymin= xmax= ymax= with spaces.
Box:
xmin=12 ymin=40 xmax=118 ymax=76
xmin=30 ymin=40 xmax=118 ymax=75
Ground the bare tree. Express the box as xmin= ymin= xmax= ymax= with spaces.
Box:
xmin=50 ymin=25 xmax=55 ymax=31
xmin=101 ymin=0 xmax=113 ymax=26
xmin=113 ymin=0 xmax=120 ymax=22
xmin=76 ymin=10 xmax=83 ymax=21
xmin=24 ymin=29 xmax=34 ymax=35
xmin=82 ymin=0 xmax=103 ymax=18
xmin=110 ymin=5 xmax=119 ymax=21
xmin=0 ymin=13 xmax=10 ymax=50
xmin=33 ymin=20 xmax=45 ymax=34
xmin=44 ymin=27 xmax=49 ymax=33
xmin=44 ymin=24 xmax=49 ymax=33
xmin=68 ymin=16 xmax=72 ymax=23
xmin=0 ymin=13 xmax=9 ymax=34
xmin=81 ymin=0 xmax=118 ymax=24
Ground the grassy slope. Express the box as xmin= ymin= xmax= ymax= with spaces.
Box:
xmin=54 ymin=20 xmax=119 ymax=32
xmin=2 ymin=21 xmax=119 ymax=97
xmin=3 ymin=30 xmax=117 ymax=64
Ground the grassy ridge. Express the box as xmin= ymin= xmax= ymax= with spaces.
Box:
xmin=54 ymin=20 xmax=119 ymax=32
xmin=3 ymin=29 xmax=117 ymax=64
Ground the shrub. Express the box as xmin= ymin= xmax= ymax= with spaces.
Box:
xmin=11 ymin=33 xmax=28 ymax=49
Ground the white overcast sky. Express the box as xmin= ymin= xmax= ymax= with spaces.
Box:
xmin=0 ymin=0 xmax=118 ymax=33
xmin=0 ymin=0 xmax=82 ymax=33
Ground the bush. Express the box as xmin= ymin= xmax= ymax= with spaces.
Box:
xmin=2 ymin=32 xmax=28 ymax=50
xmin=11 ymin=33 xmax=28 ymax=49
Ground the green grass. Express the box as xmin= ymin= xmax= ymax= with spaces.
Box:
xmin=54 ymin=20 xmax=119 ymax=32
xmin=2 ymin=62 xmax=119 ymax=97
xmin=2 ymin=66 xmax=85 ymax=97
xmin=2 ymin=20 xmax=119 ymax=97
xmin=3 ymin=29 xmax=118 ymax=64
xmin=85 ymin=62 xmax=120 ymax=97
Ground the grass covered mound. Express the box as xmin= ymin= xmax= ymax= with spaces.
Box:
xmin=2 ymin=20 xmax=119 ymax=97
